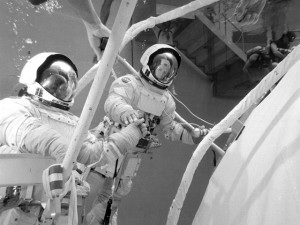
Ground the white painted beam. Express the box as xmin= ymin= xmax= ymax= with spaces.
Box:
xmin=156 ymin=3 xmax=196 ymax=19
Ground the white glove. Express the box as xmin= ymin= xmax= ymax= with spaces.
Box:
xmin=192 ymin=126 xmax=210 ymax=138
xmin=134 ymin=118 xmax=148 ymax=137
xmin=120 ymin=110 xmax=139 ymax=125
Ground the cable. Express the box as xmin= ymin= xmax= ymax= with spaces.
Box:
xmin=168 ymin=90 xmax=215 ymax=126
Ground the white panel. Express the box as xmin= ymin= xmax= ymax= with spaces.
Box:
xmin=193 ymin=59 xmax=300 ymax=225
xmin=0 ymin=154 xmax=55 ymax=186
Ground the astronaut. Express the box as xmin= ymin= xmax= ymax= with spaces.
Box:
xmin=0 ymin=52 xmax=146 ymax=225
xmin=86 ymin=44 xmax=209 ymax=225
xmin=269 ymin=31 xmax=296 ymax=64
xmin=242 ymin=45 xmax=273 ymax=82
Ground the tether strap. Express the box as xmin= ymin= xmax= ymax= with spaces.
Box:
xmin=42 ymin=164 xmax=78 ymax=225
xmin=103 ymin=159 xmax=119 ymax=225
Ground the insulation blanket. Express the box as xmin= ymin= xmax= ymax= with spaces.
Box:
xmin=193 ymin=60 xmax=300 ymax=225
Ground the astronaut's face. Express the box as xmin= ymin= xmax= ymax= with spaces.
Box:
xmin=154 ymin=58 xmax=171 ymax=82
xmin=149 ymin=52 xmax=178 ymax=85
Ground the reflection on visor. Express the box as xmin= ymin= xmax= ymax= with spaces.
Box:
xmin=39 ymin=61 xmax=77 ymax=101
xmin=151 ymin=53 xmax=178 ymax=84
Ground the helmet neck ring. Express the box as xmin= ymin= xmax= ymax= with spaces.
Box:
xmin=140 ymin=68 xmax=169 ymax=90
xmin=26 ymin=83 xmax=72 ymax=111
xmin=28 ymin=93 xmax=70 ymax=111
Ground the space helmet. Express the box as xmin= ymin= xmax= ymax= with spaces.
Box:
xmin=140 ymin=44 xmax=181 ymax=89
xmin=19 ymin=52 xmax=78 ymax=110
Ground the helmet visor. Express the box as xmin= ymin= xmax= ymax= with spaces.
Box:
xmin=39 ymin=61 xmax=78 ymax=101
xmin=150 ymin=53 xmax=178 ymax=84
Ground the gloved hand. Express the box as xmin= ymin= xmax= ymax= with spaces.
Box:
xmin=106 ymin=118 xmax=148 ymax=158
xmin=94 ymin=118 xmax=148 ymax=172
xmin=120 ymin=110 xmax=140 ymax=125
xmin=192 ymin=126 xmax=210 ymax=138
xmin=133 ymin=118 xmax=148 ymax=137
xmin=191 ymin=126 xmax=210 ymax=144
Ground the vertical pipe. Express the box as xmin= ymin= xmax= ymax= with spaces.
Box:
xmin=62 ymin=0 xmax=138 ymax=180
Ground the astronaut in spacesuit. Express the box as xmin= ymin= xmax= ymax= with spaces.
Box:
xmin=0 ymin=52 xmax=147 ymax=225
xmin=86 ymin=44 xmax=209 ymax=225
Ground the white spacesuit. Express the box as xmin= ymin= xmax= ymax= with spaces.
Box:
xmin=87 ymin=44 xmax=209 ymax=225
xmin=0 ymin=52 xmax=145 ymax=225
